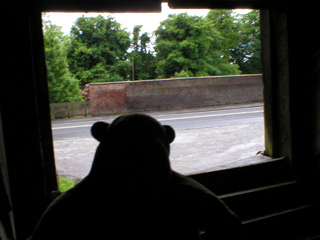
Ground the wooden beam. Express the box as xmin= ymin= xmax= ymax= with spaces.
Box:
xmin=41 ymin=0 xmax=162 ymax=12
xmin=169 ymin=0 xmax=287 ymax=10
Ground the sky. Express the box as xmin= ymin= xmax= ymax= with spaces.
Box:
xmin=44 ymin=3 xmax=251 ymax=36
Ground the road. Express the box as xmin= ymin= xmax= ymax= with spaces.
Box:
xmin=52 ymin=103 xmax=265 ymax=181
xmin=52 ymin=103 xmax=264 ymax=140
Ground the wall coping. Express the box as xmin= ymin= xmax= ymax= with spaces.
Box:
xmin=90 ymin=74 xmax=262 ymax=85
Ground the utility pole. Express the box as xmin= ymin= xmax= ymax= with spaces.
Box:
xmin=132 ymin=59 xmax=135 ymax=81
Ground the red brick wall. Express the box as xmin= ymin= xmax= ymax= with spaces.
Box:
xmin=90 ymin=83 xmax=128 ymax=116
xmin=90 ymin=74 xmax=263 ymax=116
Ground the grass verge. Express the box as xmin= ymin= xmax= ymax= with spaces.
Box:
xmin=58 ymin=177 xmax=75 ymax=192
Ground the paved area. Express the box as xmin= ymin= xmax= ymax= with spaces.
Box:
xmin=54 ymin=120 xmax=265 ymax=181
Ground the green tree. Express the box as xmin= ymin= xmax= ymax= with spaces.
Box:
xmin=154 ymin=13 xmax=240 ymax=78
xmin=68 ymin=15 xmax=132 ymax=87
xmin=236 ymin=10 xmax=261 ymax=74
xmin=43 ymin=21 xmax=82 ymax=103
xmin=206 ymin=10 xmax=241 ymax=63
xmin=128 ymin=25 xmax=156 ymax=80
xmin=206 ymin=10 xmax=261 ymax=74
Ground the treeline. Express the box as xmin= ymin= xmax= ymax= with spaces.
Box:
xmin=43 ymin=10 xmax=261 ymax=103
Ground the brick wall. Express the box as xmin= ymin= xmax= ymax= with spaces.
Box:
xmin=90 ymin=74 xmax=263 ymax=116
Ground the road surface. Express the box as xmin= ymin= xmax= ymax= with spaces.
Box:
xmin=52 ymin=103 xmax=265 ymax=181
xmin=52 ymin=103 xmax=264 ymax=140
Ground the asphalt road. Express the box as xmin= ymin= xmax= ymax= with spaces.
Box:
xmin=52 ymin=103 xmax=264 ymax=140
xmin=52 ymin=103 xmax=265 ymax=180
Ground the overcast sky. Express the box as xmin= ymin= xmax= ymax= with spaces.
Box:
xmin=44 ymin=3 xmax=251 ymax=36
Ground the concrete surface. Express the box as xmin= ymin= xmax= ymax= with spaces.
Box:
xmin=54 ymin=121 xmax=264 ymax=181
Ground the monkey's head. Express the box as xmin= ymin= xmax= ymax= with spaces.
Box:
xmin=89 ymin=113 xmax=175 ymax=196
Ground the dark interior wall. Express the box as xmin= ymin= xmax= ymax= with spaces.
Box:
xmin=0 ymin=109 xmax=15 ymax=239
xmin=1 ymin=4 xmax=57 ymax=239
xmin=286 ymin=7 xmax=320 ymax=190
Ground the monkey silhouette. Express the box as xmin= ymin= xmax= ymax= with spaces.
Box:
xmin=29 ymin=113 xmax=241 ymax=240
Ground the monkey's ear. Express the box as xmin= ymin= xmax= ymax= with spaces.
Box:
xmin=163 ymin=125 xmax=175 ymax=143
xmin=91 ymin=121 xmax=110 ymax=142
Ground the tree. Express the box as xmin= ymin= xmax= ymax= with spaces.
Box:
xmin=236 ymin=10 xmax=261 ymax=74
xmin=154 ymin=13 xmax=241 ymax=78
xmin=67 ymin=15 xmax=132 ymax=87
xmin=205 ymin=10 xmax=241 ymax=63
xmin=43 ymin=21 xmax=82 ymax=103
xmin=206 ymin=10 xmax=261 ymax=74
xmin=128 ymin=25 xmax=156 ymax=80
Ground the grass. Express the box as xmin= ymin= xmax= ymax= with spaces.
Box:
xmin=58 ymin=176 xmax=76 ymax=192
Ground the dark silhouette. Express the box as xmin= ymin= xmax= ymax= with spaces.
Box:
xmin=29 ymin=113 xmax=242 ymax=240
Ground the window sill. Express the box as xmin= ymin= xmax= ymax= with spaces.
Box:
xmin=199 ymin=154 xmax=278 ymax=173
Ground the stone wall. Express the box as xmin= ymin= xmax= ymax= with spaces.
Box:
xmin=90 ymin=74 xmax=263 ymax=116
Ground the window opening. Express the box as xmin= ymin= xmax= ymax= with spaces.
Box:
xmin=42 ymin=4 xmax=264 ymax=186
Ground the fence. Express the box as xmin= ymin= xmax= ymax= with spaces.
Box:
xmin=50 ymin=101 xmax=90 ymax=119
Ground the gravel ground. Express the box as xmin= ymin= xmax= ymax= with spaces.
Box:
xmin=54 ymin=122 xmax=264 ymax=181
